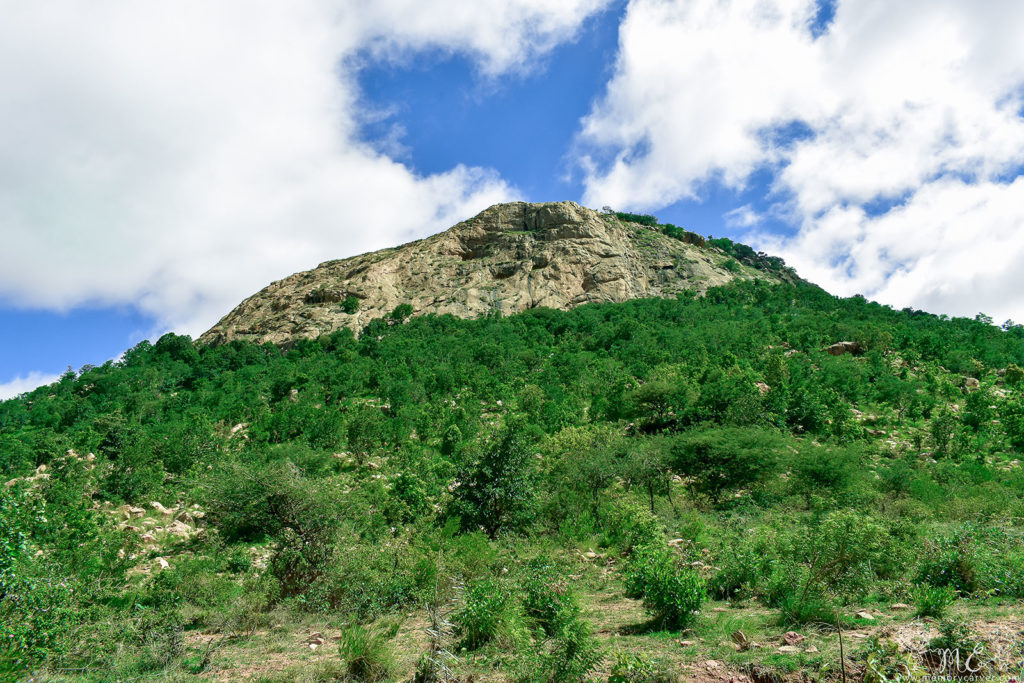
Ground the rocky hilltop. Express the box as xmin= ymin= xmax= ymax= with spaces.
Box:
xmin=201 ymin=201 xmax=792 ymax=345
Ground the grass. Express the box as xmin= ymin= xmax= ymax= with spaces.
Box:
xmin=55 ymin=567 xmax=1013 ymax=683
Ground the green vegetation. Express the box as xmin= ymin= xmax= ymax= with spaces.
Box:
xmin=342 ymin=295 xmax=360 ymax=314
xmin=613 ymin=212 xmax=707 ymax=249
xmin=2 ymin=280 xmax=1024 ymax=679
xmin=612 ymin=210 xmax=794 ymax=274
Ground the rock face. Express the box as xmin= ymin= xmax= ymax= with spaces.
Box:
xmin=201 ymin=201 xmax=791 ymax=346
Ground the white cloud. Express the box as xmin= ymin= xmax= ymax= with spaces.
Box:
xmin=0 ymin=372 xmax=62 ymax=401
xmin=577 ymin=0 xmax=1024 ymax=320
xmin=724 ymin=205 xmax=761 ymax=229
xmin=0 ymin=0 xmax=609 ymax=335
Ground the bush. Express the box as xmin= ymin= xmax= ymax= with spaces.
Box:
xmin=768 ymin=511 xmax=890 ymax=625
xmin=608 ymin=651 xmax=676 ymax=682
xmin=623 ymin=544 xmax=705 ymax=629
xmin=453 ymin=578 xmax=515 ymax=649
xmin=0 ymin=489 xmax=77 ymax=676
xmin=789 ymin=444 xmax=861 ymax=505
xmin=517 ymin=559 xmax=601 ymax=682
xmin=601 ymin=501 xmax=663 ymax=554
xmin=924 ymin=619 xmax=992 ymax=677
xmin=338 ymin=624 xmax=396 ymax=682
xmin=521 ymin=560 xmax=577 ymax=638
xmin=710 ymin=532 xmax=774 ymax=601
xmin=916 ymin=526 xmax=982 ymax=594
xmin=341 ymin=295 xmax=360 ymax=314
xmin=913 ymin=584 xmax=956 ymax=619
xmin=863 ymin=636 xmax=926 ymax=683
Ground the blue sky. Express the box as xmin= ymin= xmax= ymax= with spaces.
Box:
xmin=3 ymin=0 xmax=1024 ymax=398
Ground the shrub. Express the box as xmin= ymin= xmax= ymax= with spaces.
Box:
xmin=863 ymin=636 xmax=926 ymax=683
xmin=453 ymin=578 xmax=515 ymax=649
xmin=1005 ymin=363 xmax=1024 ymax=386
xmin=521 ymin=560 xmax=576 ymax=638
xmin=338 ymin=624 xmax=396 ymax=682
xmin=341 ymin=295 xmax=360 ymax=314
xmin=516 ymin=559 xmax=601 ymax=682
xmin=916 ymin=526 xmax=982 ymax=594
xmin=769 ymin=511 xmax=890 ymax=625
xmin=0 ymin=489 xmax=77 ymax=676
xmin=608 ymin=651 xmax=676 ymax=682
xmin=390 ymin=304 xmax=413 ymax=322
xmin=924 ymin=619 xmax=992 ymax=677
xmin=614 ymin=212 xmax=658 ymax=227
xmin=710 ymin=532 xmax=774 ymax=601
xmin=788 ymin=444 xmax=861 ymax=505
xmin=601 ymin=501 xmax=662 ymax=554
xmin=623 ymin=544 xmax=705 ymax=629
xmin=913 ymin=584 xmax=956 ymax=619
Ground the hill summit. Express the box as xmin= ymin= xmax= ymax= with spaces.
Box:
xmin=201 ymin=201 xmax=794 ymax=345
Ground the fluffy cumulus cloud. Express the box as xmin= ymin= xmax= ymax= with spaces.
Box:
xmin=578 ymin=0 xmax=1024 ymax=322
xmin=0 ymin=0 xmax=608 ymax=335
xmin=0 ymin=372 xmax=61 ymax=401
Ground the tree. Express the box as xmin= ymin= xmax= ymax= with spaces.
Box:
xmin=450 ymin=423 xmax=536 ymax=537
xmin=668 ymin=427 xmax=783 ymax=504
xmin=625 ymin=439 xmax=671 ymax=514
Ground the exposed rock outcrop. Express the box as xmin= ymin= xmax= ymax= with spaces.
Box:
xmin=201 ymin=201 xmax=792 ymax=346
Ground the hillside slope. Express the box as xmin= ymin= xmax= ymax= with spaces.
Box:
xmin=3 ymin=282 xmax=1024 ymax=680
xmin=201 ymin=201 xmax=792 ymax=345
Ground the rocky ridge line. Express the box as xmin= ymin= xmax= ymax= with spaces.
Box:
xmin=201 ymin=201 xmax=790 ymax=346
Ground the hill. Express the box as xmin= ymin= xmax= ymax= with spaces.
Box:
xmin=2 ymin=217 xmax=1024 ymax=680
xmin=200 ymin=201 xmax=795 ymax=345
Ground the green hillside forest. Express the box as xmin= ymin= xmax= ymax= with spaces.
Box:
xmin=3 ymin=279 xmax=1024 ymax=681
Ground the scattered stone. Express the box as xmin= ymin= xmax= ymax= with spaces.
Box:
xmin=856 ymin=611 xmax=875 ymax=621
xmin=305 ymin=633 xmax=325 ymax=650
xmin=783 ymin=631 xmax=806 ymax=646
xmin=826 ymin=341 xmax=861 ymax=356
xmin=704 ymin=660 xmax=721 ymax=669
xmin=805 ymin=645 xmax=819 ymax=653
xmin=777 ymin=645 xmax=800 ymax=653
xmin=890 ymin=603 xmax=911 ymax=610
xmin=140 ymin=533 xmax=156 ymax=543
xmin=167 ymin=520 xmax=193 ymax=536
xmin=755 ymin=381 xmax=771 ymax=395
xmin=964 ymin=377 xmax=980 ymax=391
xmin=679 ymin=640 xmax=696 ymax=647
xmin=35 ymin=464 xmax=47 ymax=475
xmin=582 ymin=551 xmax=598 ymax=560
xmin=667 ymin=538 xmax=685 ymax=547
xmin=154 ymin=557 xmax=170 ymax=570
xmin=151 ymin=501 xmax=174 ymax=516
xmin=175 ymin=510 xmax=195 ymax=525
